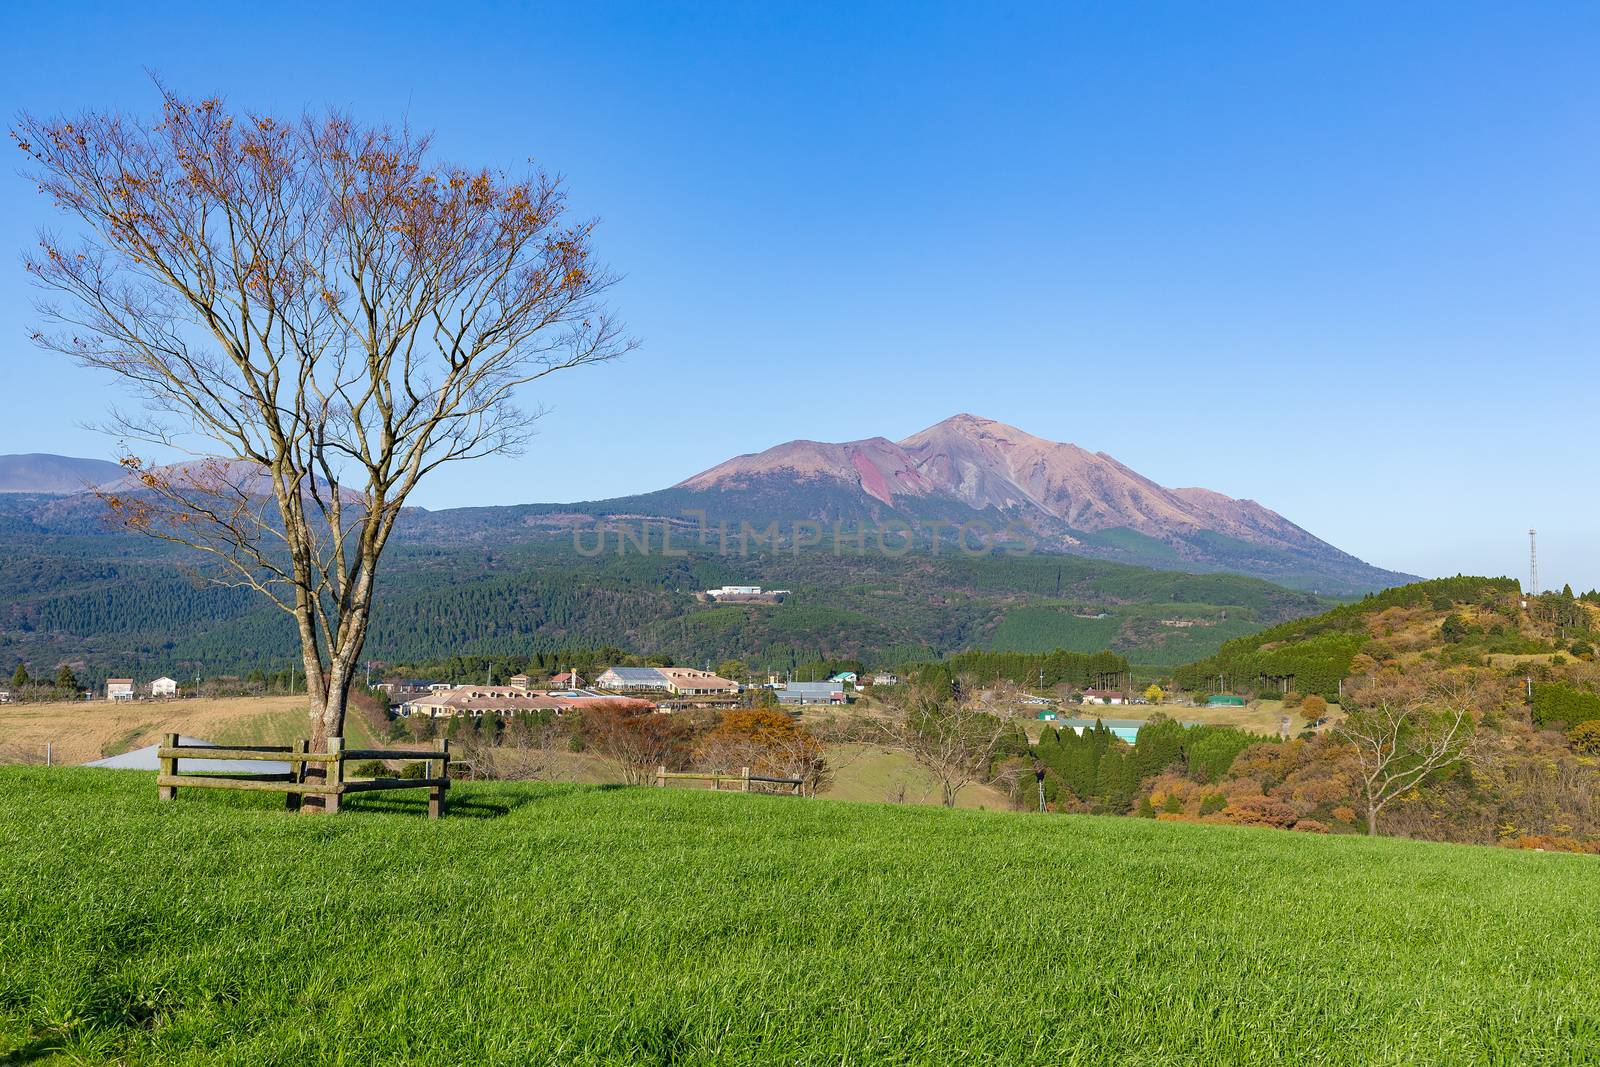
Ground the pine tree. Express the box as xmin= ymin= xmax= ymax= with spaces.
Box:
xmin=11 ymin=664 xmax=28 ymax=690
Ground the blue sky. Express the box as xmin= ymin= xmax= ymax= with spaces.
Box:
xmin=2 ymin=1 xmax=1597 ymax=588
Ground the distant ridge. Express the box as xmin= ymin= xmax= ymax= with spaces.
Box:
xmin=0 ymin=453 xmax=124 ymax=494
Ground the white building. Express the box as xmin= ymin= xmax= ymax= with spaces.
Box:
xmin=150 ymin=676 xmax=178 ymax=698
xmin=106 ymin=678 xmax=135 ymax=701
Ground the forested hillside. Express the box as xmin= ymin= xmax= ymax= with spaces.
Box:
xmin=0 ymin=511 xmax=1329 ymax=682
xmin=1170 ymin=576 xmax=1595 ymax=700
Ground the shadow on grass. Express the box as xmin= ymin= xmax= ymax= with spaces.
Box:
xmin=341 ymin=781 xmax=630 ymax=819
xmin=0 ymin=1034 xmax=60 ymax=1065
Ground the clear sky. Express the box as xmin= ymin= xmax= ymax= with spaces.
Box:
xmin=2 ymin=1 xmax=1597 ymax=588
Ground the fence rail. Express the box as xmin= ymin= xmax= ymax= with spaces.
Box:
xmin=654 ymin=766 xmax=803 ymax=795
xmin=157 ymin=733 xmax=450 ymax=817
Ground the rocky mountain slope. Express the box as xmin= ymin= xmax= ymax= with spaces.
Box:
xmin=670 ymin=414 xmax=1408 ymax=593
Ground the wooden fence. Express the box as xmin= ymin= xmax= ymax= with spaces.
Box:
xmin=156 ymin=733 xmax=451 ymax=817
xmin=654 ymin=765 xmax=804 ymax=795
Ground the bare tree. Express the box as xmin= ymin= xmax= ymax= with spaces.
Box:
xmin=14 ymin=90 xmax=631 ymax=756
xmin=881 ymin=680 xmax=1011 ymax=807
xmin=1334 ymin=679 xmax=1482 ymax=836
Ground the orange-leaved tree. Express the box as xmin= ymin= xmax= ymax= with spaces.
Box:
xmin=696 ymin=709 xmax=830 ymax=796
xmin=14 ymin=89 xmax=631 ymax=755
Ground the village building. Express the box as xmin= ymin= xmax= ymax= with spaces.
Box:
xmin=1080 ymin=688 xmax=1126 ymax=706
xmin=829 ymin=671 xmax=858 ymax=686
xmin=150 ymin=676 xmax=178 ymax=698
xmin=700 ymin=585 xmax=791 ymax=603
xmin=508 ymin=673 xmax=532 ymax=689
xmin=401 ymin=685 xmax=653 ymax=719
xmin=106 ymin=678 xmax=135 ymax=701
xmin=596 ymin=666 xmax=673 ymax=691
xmin=655 ymin=667 xmax=738 ymax=696
xmin=778 ymin=680 xmax=848 ymax=705
xmin=871 ymin=672 xmax=901 ymax=687
xmin=549 ymin=671 xmax=583 ymax=689
xmin=375 ymin=679 xmax=440 ymax=697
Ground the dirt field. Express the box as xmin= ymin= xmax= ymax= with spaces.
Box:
xmin=0 ymin=695 xmax=382 ymax=765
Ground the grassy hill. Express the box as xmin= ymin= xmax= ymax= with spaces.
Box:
xmin=3 ymin=769 xmax=1596 ymax=1064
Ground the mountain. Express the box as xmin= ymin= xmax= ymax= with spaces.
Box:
xmin=1 ymin=417 xmax=1409 ymax=594
xmin=668 ymin=414 xmax=1407 ymax=594
xmin=0 ymin=454 xmax=124 ymax=494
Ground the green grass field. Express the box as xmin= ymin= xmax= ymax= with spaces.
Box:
xmin=2 ymin=768 xmax=1596 ymax=1065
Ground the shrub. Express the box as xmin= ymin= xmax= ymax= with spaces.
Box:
xmin=1532 ymin=683 xmax=1600 ymax=730
xmin=352 ymin=760 xmax=387 ymax=778
xmin=1301 ymin=694 xmax=1329 ymax=720
xmin=1218 ymin=795 xmax=1299 ymax=830
xmin=1567 ymin=720 xmax=1600 ymax=756
xmin=1293 ymin=820 xmax=1329 ymax=834
xmin=1281 ymin=691 xmax=1303 ymax=708
xmin=1199 ymin=793 xmax=1226 ymax=816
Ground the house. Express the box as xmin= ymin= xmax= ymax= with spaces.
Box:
xmin=508 ymin=674 xmax=532 ymax=690
xmin=1080 ymin=688 xmax=1126 ymax=706
xmin=871 ymin=672 xmax=900 ymax=687
xmin=150 ymin=676 xmax=178 ymax=698
xmin=402 ymin=685 xmax=654 ymax=719
xmin=777 ymin=681 xmax=847 ymax=705
xmin=0 ymin=690 xmax=10 ymax=704
xmin=655 ymin=667 xmax=738 ymax=696
xmin=106 ymin=678 xmax=135 ymax=701
xmin=828 ymin=671 xmax=858 ymax=686
xmin=549 ymin=671 xmax=583 ymax=689
xmin=596 ymin=666 xmax=672 ymax=691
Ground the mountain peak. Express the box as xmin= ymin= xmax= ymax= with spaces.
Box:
xmin=669 ymin=415 xmax=1409 ymax=592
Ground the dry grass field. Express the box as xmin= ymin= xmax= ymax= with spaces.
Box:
xmin=0 ymin=694 xmax=382 ymax=765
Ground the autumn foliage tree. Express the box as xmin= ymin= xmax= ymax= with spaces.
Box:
xmin=695 ymin=709 xmax=830 ymax=796
xmin=585 ymin=705 xmax=686 ymax=786
xmin=14 ymin=89 xmax=630 ymax=755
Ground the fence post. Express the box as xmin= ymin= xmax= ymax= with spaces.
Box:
xmin=158 ymin=731 xmax=178 ymax=802
xmin=656 ymin=765 xmax=666 ymax=788
xmin=325 ymin=737 xmax=343 ymax=814
xmin=741 ymin=766 xmax=750 ymax=793
xmin=428 ymin=737 xmax=449 ymax=819
xmin=285 ymin=739 xmax=307 ymax=812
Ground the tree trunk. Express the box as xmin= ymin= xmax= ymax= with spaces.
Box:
xmin=1366 ymin=802 xmax=1379 ymax=836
